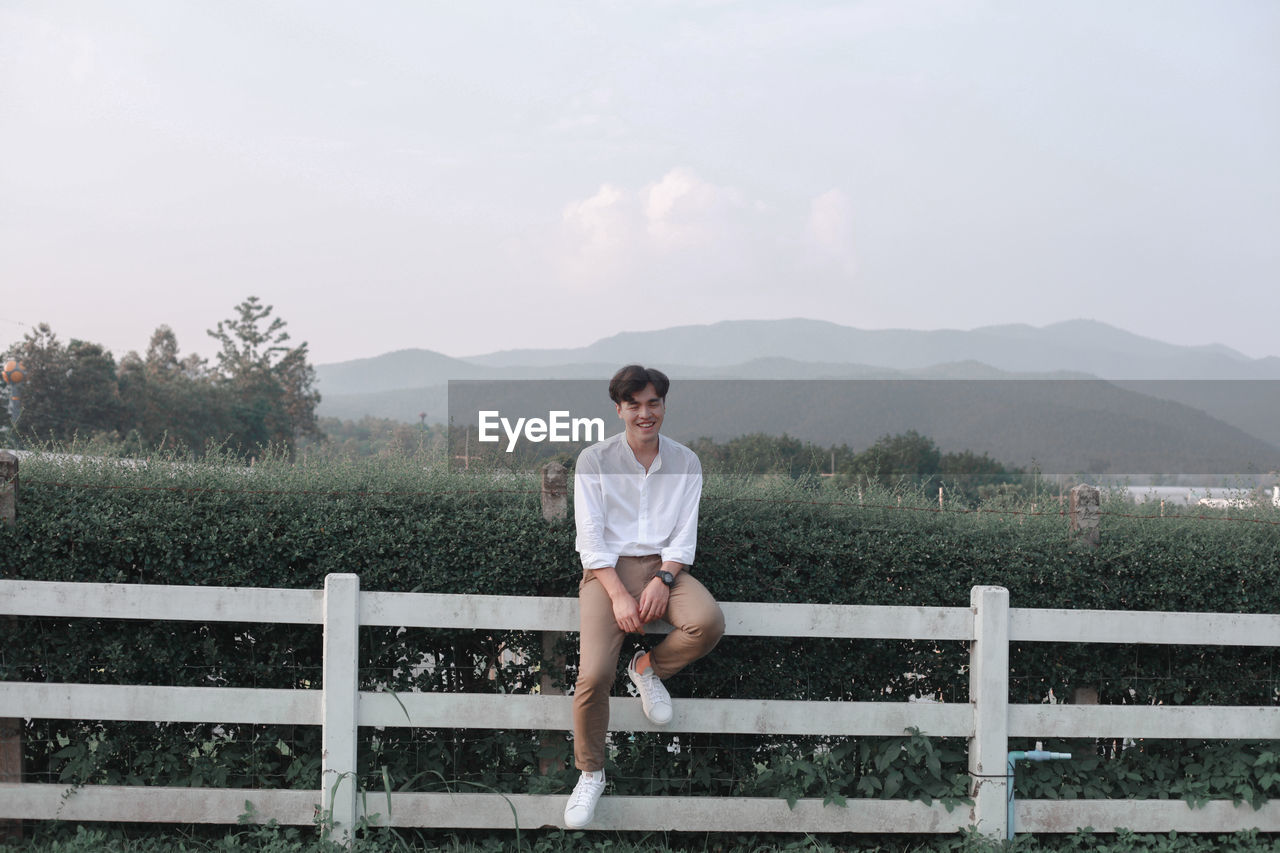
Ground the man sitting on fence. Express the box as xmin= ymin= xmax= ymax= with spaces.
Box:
xmin=564 ymin=365 xmax=725 ymax=829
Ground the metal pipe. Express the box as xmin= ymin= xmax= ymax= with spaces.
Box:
xmin=1007 ymin=741 xmax=1072 ymax=840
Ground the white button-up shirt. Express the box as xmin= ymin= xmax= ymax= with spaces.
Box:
xmin=574 ymin=432 xmax=702 ymax=571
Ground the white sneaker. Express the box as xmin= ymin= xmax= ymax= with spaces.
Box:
xmin=627 ymin=651 xmax=673 ymax=725
xmin=563 ymin=770 xmax=606 ymax=828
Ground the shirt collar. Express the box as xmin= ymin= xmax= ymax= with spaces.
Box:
xmin=617 ymin=433 xmax=663 ymax=474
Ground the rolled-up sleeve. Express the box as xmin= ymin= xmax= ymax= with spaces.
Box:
xmin=574 ymin=450 xmax=618 ymax=570
xmin=660 ymin=457 xmax=701 ymax=566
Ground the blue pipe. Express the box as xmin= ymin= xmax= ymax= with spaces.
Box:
xmin=1007 ymin=743 xmax=1072 ymax=840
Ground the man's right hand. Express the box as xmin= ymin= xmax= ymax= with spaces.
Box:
xmin=610 ymin=592 xmax=643 ymax=634
xmin=591 ymin=565 xmax=644 ymax=633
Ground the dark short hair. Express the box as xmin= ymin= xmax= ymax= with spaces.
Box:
xmin=609 ymin=365 xmax=670 ymax=405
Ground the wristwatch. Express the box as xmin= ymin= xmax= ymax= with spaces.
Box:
xmin=657 ymin=570 xmax=675 ymax=587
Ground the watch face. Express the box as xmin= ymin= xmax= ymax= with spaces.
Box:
xmin=659 ymin=571 xmax=675 ymax=586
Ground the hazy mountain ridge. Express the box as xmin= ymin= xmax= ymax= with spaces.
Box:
xmin=458 ymin=318 xmax=1280 ymax=379
xmin=317 ymin=318 xmax=1280 ymax=397
xmin=313 ymin=319 xmax=1280 ymax=466
xmin=315 ymin=359 xmax=1071 ymax=422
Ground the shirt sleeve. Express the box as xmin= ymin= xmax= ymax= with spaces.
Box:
xmin=660 ymin=452 xmax=701 ymax=566
xmin=574 ymin=449 xmax=618 ymax=570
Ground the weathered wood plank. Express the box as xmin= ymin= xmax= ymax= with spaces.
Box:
xmin=1009 ymin=608 xmax=1280 ymax=646
xmin=358 ymin=692 xmax=973 ymax=736
xmin=0 ymin=683 xmax=971 ymax=737
xmin=1009 ymin=704 xmax=1280 ymax=739
xmin=367 ymin=792 xmax=970 ymax=833
xmin=6 ymin=784 xmax=1275 ymax=835
xmin=361 ymin=592 xmax=972 ymax=639
xmin=361 ymin=591 xmax=580 ymax=631
xmin=7 ymin=582 xmax=1276 ymax=649
xmin=0 ymin=784 xmax=967 ymax=833
xmin=0 ymin=784 xmax=316 ymax=824
xmin=0 ymin=683 xmax=320 ymax=725
xmin=720 ymin=601 xmax=972 ymax=640
xmin=0 ymin=580 xmax=322 ymax=624
xmin=1018 ymin=799 xmax=1280 ymax=833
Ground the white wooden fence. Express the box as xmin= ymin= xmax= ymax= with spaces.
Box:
xmin=1 ymin=576 xmax=1278 ymax=840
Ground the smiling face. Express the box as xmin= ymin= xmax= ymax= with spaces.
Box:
xmin=616 ymin=382 xmax=665 ymax=447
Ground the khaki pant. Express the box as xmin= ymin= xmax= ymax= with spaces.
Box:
xmin=572 ymin=554 xmax=725 ymax=771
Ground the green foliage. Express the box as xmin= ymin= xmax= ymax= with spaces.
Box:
xmin=687 ymin=431 xmax=1028 ymax=503
xmin=690 ymin=433 xmax=838 ymax=479
xmin=5 ymin=324 xmax=126 ymax=443
xmin=1009 ymin=740 xmax=1280 ymax=808
xmin=744 ymin=729 xmax=970 ymax=810
xmin=3 ymin=298 xmax=320 ymax=458
xmin=1 ymin=454 xmax=1278 ymax=844
xmin=303 ymin=416 xmax=447 ymax=458
xmin=116 ymin=326 xmax=245 ymax=456
xmin=207 ymin=296 xmax=322 ymax=449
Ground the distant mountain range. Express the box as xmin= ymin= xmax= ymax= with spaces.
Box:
xmin=461 ymin=318 xmax=1280 ymax=379
xmin=314 ymin=319 xmax=1280 ymax=475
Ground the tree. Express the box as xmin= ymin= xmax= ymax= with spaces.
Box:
xmin=207 ymin=297 xmax=321 ymax=454
xmin=3 ymin=302 xmax=319 ymax=458
xmin=6 ymin=324 xmax=125 ymax=443
xmin=850 ymin=430 xmax=942 ymax=489
xmin=118 ymin=326 xmax=230 ymax=455
xmin=689 ymin=433 xmax=840 ymax=479
xmin=938 ymin=448 xmax=1027 ymax=503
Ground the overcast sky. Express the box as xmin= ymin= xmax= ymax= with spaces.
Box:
xmin=3 ymin=1 xmax=1278 ymax=366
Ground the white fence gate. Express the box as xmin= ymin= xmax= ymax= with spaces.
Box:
xmin=1 ymin=576 xmax=1278 ymax=839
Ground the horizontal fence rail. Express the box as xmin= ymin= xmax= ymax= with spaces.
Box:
xmin=1008 ymin=608 xmax=1280 ymax=646
xmin=0 ymin=579 xmax=324 ymax=624
xmin=1 ymin=577 xmax=1278 ymax=839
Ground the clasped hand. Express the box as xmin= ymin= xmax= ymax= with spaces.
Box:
xmin=611 ymin=578 xmax=670 ymax=633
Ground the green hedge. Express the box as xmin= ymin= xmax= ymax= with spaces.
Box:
xmin=1 ymin=452 xmax=1277 ymax=812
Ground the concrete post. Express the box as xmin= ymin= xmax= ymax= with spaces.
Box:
xmin=0 ymin=451 xmax=15 ymax=527
xmin=968 ymin=586 xmax=1009 ymax=839
xmin=0 ymin=451 xmax=21 ymax=843
xmin=1069 ymin=484 xmax=1101 ymax=549
xmin=322 ymin=573 xmax=361 ymax=842
xmin=540 ymin=461 xmax=568 ymax=523
xmin=538 ymin=461 xmax=568 ymax=772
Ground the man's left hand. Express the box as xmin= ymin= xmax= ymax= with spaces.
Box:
xmin=638 ymin=577 xmax=670 ymax=624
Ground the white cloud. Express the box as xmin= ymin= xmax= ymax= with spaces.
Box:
xmin=560 ymin=167 xmax=757 ymax=286
xmin=565 ymin=184 xmax=629 ymax=244
xmin=557 ymin=169 xmax=864 ymax=311
xmin=643 ymin=167 xmax=743 ymax=249
xmin=808 ymin=188 xmax=856 ymax=273
xmin=560 ymin=183 xmax=639 ymax=284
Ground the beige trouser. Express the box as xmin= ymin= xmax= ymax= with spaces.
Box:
xmin=572 ymin=554 xmax=725 ymax=771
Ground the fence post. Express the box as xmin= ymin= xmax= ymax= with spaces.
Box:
xmin=0 ymin=451 xmax=15 ymax=524
xmin=1068 ymin=484 xmax=1100 ymax=549
xmin=539 ymin=462 xmax=568 ymax=773
xmin=0 ymin=451 xmax=20 ymax=843
xmin=968 ymin=585 xmax=1009 ymax=839
xmin=322 ymin=573 xmax=361 ymax=842
xmin=540 ymin=461 xmax=568 ymax=523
